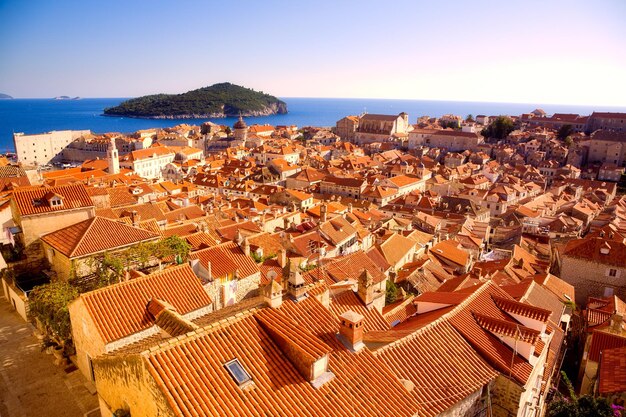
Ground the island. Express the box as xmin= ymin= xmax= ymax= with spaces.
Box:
xmin=54 ymin=96 xmax=80 ymax=100
xmin=103 ymin=82 xmax=287 ymax=119
xmin=0 ymin=93 xmax=13 ymax=99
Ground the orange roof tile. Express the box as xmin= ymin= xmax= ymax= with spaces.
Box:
xmin=12 ymin=183 xmax=93 ymax=216
xmin=41 ymin=216 xmax=159 ymax=258
xmin=377 ymin=321 xmax=497 ymax=417
xmin=189 ymin=241 xmax=259 ymax=280
xmin=599 ymin=346 xmax=626 ymax=394
xmin=144 ymin=296 xmax=419 ymax=417
xmin=79 ymin=264 xmax=211 ymax=344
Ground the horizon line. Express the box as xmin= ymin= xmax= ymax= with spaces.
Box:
xmin=2 ymin=95 xmax=626 ymax=109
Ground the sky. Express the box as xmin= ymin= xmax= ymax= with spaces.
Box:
xmin=0 ymin=0 xmax=625 ymax=105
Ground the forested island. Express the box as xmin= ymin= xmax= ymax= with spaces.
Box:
xmin=103 ymin=83 xmax=288 ymax=119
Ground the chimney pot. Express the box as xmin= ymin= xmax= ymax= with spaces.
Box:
xmin=338 ymin=310 xmax=365 ymax=352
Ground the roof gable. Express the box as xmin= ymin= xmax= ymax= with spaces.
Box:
xmin=41 ymin=216 xmax=160 ymax=258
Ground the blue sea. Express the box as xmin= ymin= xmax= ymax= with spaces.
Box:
xmin=1 ymin=97 xmax=626 ymax=152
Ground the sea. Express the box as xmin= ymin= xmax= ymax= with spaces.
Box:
xmin=1 ymin=97 xmax=626 ymax=152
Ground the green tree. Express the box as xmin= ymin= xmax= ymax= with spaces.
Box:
xmin=547 ymin=372 xmax=614 ymax=417
xmin=557 ymin=124 xmax=574 ymax=141
xmin=28 ymin=282 xmax=79 ymax=346
xmin=385 ymin=280 xmax=399 ymax=304
xmin=481 ymin=116 xmax=515 ymax=140
xmin=465 ymin=114 xmax=474 ymax=122
xmin=153 ymin=236 xmax=191 ymax=263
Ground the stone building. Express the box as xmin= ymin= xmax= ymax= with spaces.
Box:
xmin=587 ymin=130 xmax=626 ymax=167
xmin=10 ymin=183 xmax=95 ymax=256
xmin=189 ymin=240 xmax=261 ymax=310
xmin=587 ymin=112 xmax=626 ymax=133
xmin=68 ymin=264 xmax=213 ymax=381
xmin=40 ymin=216 xmax=160 ymax=280
xmin=14 ymin=129 xmax=91 ymax=166
xmin=335 ymin=115 xmax=359 ymax=142
xmin=559 ymin=225 xmax=626 ymax=304
xmin=354 ymin=113 xmax=411 ymax=145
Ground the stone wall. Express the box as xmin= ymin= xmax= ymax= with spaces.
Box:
xmin=490 ymin=375 xmax=524 ymax=417
xmin=94 ymin=355 xmax=175 ymax=417
xmin=15 ymin=206 xmax=95 ymax=247
xmin=68 ymin=297 xmax=106 ymax=381
xmin=560 ymin=256 xmax=626 ymax=304
xmin=440 ymin=386 xmax=487 ymax=417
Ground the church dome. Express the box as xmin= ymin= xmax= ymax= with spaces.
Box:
xmin=234 ymin=116 xmax=247 ymax=129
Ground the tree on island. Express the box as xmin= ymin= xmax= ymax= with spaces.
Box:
xmin=481 ymin=116 xmax=515 ymax=140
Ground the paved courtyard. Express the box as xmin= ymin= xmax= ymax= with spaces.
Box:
xmin=0 ymin=297 xmax=99 ymax=417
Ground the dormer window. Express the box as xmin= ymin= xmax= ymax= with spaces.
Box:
xmin=224 ymin=359 xmax=252 ymax=387
xmin=43 ymin=192 xmax=64 ymax=208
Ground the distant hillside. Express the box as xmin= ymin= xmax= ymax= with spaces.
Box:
xmin=103 ymin=83 xmax=288 ymax=119
xmin=0 ymin=93 xmax=13 ymax=99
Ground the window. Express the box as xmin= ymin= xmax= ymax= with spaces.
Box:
xmin=224 ymin=359 xmax=252 ymax=386
xmin=609 ymin=269 xmax=617 ymax=277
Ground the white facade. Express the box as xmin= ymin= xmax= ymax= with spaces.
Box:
xmin=14 ymin=130 xmax=91 ymax=166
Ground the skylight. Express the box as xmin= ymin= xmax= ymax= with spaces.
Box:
xmin=224 ymin=359 xmax=252 ymax=386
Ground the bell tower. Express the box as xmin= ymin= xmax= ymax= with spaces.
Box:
xmin=107 ymin=137 xmax=120 ymax=175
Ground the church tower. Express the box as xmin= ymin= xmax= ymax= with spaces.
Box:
xmin=107 ymin=137 xmax=120 ymax=175
xmin=233 ymin=114 xmax=248 ymax=142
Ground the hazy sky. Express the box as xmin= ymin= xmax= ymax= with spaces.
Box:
xmin=1 ymin=0 xmax=625 ymax=105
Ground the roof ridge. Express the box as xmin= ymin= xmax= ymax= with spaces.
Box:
xmin=141 ymin=307 xmax=261 ymax=356
xmin=80 ymin=264 xmax=192 ymax=299
xmin=68 ymin=217 xmax=98 ymax=258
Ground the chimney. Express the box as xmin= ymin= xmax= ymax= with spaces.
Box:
xmin=189 ymin=258 xmax=200 ymax=274
xmin=278 ymin=248 xmax=287 ymax=268
xmin=287 ymin=270 xmax=307 ymax=301
xmin=242 ymin=237 xmax=250 ymax=257
xmin=338 ymin=310 xmax=365 ymax=352
xmin=357 ymin=269 xmax=375 ymax=306
xmin=263 ymin=277 xmax=283 ymax=308
xmin=320 ymin=203 xmax=327 ymax=223
xmin=131 ymin=210 xmax=140 ymax=227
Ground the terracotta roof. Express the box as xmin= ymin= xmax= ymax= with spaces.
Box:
xmin=588 ymin=329 xmax=626 ymax=363
xmin=492 ymin=296 xmax=552 ymax=323
xmin=379 ymin=234 xmax=416 ymax=266
xmin=78 ymin=264 xmax=211 ymax=344
xmin=144 ymin=296 xmax=419 ymax=417
xmin=598 ymin=346 xmax=626 ymax=394
xmin=324 ymin=251 xmax=386 ymax=284
xmin=447 ymin=283 xmax=536 ymax=384
xmin=41 ymin=216 xmax=159 ymax=258
xmin=377 ymin=320 xmax=497 ymax=417
xmin=562 ymin=235 xmax=626 ymax=268
xmin=473 ymin=313 xmax=540 ymax=344
xmin=189 ymin=241 xmax=259 ymax=280
xmin=329 ymin=290 xmax=390 ymax=332
xmin=12 ymin=184 xmax=93 ymax=216
xmin=126 ymin=146 xmax=175 ymax=162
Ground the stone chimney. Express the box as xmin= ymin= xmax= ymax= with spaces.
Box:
xmin=242 ymin=237 xmax=251 ymax=257
xmin=357 ymin=269 xmax=375 ymax=306
xmin=263 ymin=278 xmax=283 ymax=309
xmin=338 ymin=310 xmax=365 ymax=352
xmin=278 ymin=248 xmax=287 ymax=268
xmin=320 ymin=203 xmax=327 ymax=223
xmin=287 ymin=270 xmax=307 ymax=301
xmin=235 ymin=229 xmax=243 ymax=245
xmin=130 ymin=210 xmax=140 ymax=227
